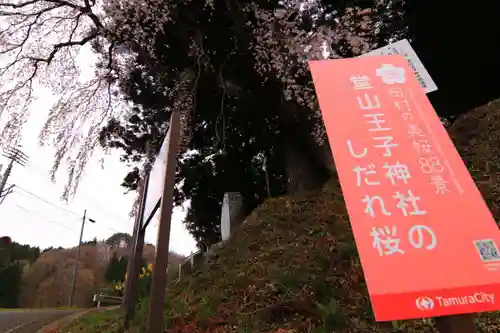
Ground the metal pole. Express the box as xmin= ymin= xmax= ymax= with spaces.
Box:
xmin=123 ymin=183 xmax=143 ymax=308
xmin=69 ymin=210 xmax=87 ymax=308
xmin=147 ymin=111 xmax=181 ymax=333
xmin=123 ymin=174 xmax=149 ymax=329
xmin=128 ymin=229 xmax=145 ymax=313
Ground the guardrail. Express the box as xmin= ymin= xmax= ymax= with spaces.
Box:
xmin=93 ymin=293 xmax=123 ymax=308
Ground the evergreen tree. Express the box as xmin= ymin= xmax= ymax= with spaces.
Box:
xmin=0 ymin=240 xmax=40 ymax=308
xmin=106 ymin=233 xmax=132 ymax=247
xmin=117 ymin=256 xmax=128 ymax=280
xmin=2 ymin=0 xmax=498 ymax=251
xmin=0 ymin=262 xmax=22 ymax=308
xmin=82 ymin=238 xmax=98 ymax=245
xmin=104 ymin=253 xmax=121 ymax=283
xmin=104 ymin=253 xmax=128 ymax=283
xmin=9 ymin=243 xmax=40 ymax=263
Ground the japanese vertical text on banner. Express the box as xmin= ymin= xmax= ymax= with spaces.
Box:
xmin=309 ymin=55 xmax=500 ymax=322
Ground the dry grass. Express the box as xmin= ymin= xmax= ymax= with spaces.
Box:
xmin=63 ymin=99 xmax=500 ymax=333
xmin=448 ymin=98 xmax=500 ymax=219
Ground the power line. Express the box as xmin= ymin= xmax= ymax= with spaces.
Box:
xmin=10 ymin=188 xmax=124 ymax=234
xmin=12 ymin=185 xmax=80 ymax=218
xmin=13 ymin=204 xmax=78 ymax=231
xmin=13 ymin=205 xmax=125 ymax=249
xmin=12 ymin=191 xmax=124 ymax=235
xmin=3 ymin=154 xmax=133 ymax=234
xmin=21 ymin=162 xmax=133 ymax=229
xmin=23 ymin=162 xmax=54 ymax=181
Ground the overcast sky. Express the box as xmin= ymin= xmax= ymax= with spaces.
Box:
xmin=0 ymin=46 xmax=197 ymax=257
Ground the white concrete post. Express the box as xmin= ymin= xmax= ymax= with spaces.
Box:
xmin=220 ymin=192 xmax=243 ymax=241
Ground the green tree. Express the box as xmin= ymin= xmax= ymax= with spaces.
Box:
xmin=0 ymin=262 xmax=22 ymax=308
xmin=117 ymin=256 xmax=128 ymax=279
xmin=104 ymin=252 xmax=128 ymax=284
xmin=82 ymin=237 xmax=98 ymax=245
xmin=42 ymin=247 xmax=63 ymax=253
xmin=106 ymin=233 xmax=132 ymax=247
xmin=97 ymin=0 xmax=405 ymax=247
xmin=9 ymin=243 xmax=40 ymax=263
xmin=4 ymin=0 xmax=496 ymax=253
xmin=0 ymin=0 xmax=497 ymax=212
xmin=0 ymin=240 xmax=40 ymax=307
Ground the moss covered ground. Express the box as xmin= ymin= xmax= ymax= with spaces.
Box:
xmin=63 ymin=99 xmax=500 ymax=333
xmin=63 ymin=184 xmax=500 ymax=332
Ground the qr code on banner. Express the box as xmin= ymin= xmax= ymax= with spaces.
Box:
xmin=474 ymin=239 xmax=500 ymax=262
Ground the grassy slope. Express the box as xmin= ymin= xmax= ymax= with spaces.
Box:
xmin=65 ymin=99 xmax=500 ymax=333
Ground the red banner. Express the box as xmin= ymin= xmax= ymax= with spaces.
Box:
xmin=309 ymin=55 xmax=500 ymax=321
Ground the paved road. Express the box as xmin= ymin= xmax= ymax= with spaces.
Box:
xmin=0 ymin=309 xmax=80 ymax=333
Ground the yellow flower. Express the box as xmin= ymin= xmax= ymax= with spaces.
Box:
xmin=114 ymin=281 xmax=124 ymax=291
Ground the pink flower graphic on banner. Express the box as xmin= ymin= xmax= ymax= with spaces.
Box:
xmin=376 ymin=64 xmax=406 ymax=84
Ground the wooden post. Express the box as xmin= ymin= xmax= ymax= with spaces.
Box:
xmin=146 ymin=112 xmax=181 ymax=333
xmin=434 ymin=314 xmax=477 ymax=333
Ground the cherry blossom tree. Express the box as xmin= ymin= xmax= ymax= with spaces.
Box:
xmin=94 ymin=0 xmax=408 ymax=245
xmin=0 ymin=0 xmax=175 ymax=199
xmin=0 ymin=0 xmax=406 ymax=204
xmin=1 ymin=0 xmax=109 ymax=198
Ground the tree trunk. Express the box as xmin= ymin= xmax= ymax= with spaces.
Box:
xmin=283 ymin=143 xmax=321 ymax=192
xmin=222 ymin=0 xmax=333 ymax=193
xmin=279 ymin=106 xmax=331 ymax=193
xmin=275 ymin=94 xmax=332 ymax=193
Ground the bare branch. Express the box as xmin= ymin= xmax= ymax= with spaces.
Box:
xmin=0 ymin=0 xmax=44 ymax=9
xmin=0 ymin=0 xmax=171 ymax=198
xmin=27 ymin=31 xmax=98 ymax=64
xmin=106 ymin=41 xmax=113 ymax=69
xmin=0 ymin=0 xmax=115 ymax=198
xmin=45 ymin=0 xmax=80 ymax=10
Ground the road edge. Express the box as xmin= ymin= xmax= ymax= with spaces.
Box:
xmin=35 ymin=307 xmax=119 ymax=333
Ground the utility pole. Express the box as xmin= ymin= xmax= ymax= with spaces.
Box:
xmin=68 ymin=210 xmax=96 ymax=307
xmin=0 ymin=146 xmax=28 ymax=200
